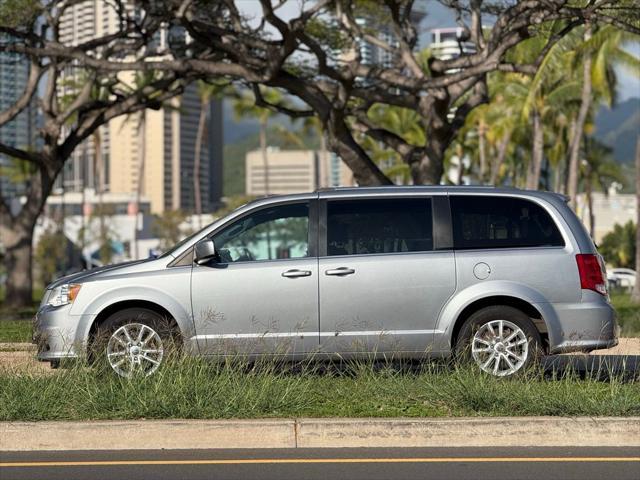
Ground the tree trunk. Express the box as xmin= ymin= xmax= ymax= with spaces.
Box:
xmin=259 ymin=116 xmax=270 ymax=195
xmin=491 ymin=131 xmax=510 ymax=185
xmin=411 ymin=132 xmax=448 ymax=185
xmin=134 ymin=113 xmax=146 ymax=260
xmin=411 ymin=99 xmax=452 ymax=185
xmin=585 ymin=168 xmax=595 ymax=239
xmin=325 ymin=116 xmax=391 ymax=186
xmin=94 ymin=130 xmax=106 ymax=267
xmin=526 ymin=110 xmax=544 ymax=190
xmin=320 ymin=133 xmax=329 ymax=187
xmin=1 ymin=159 xmax=60 ymax=308
xmin=631 ymin=136 xmax=640 ymax=302
xmin=411 ymin=153 xmax=445 ymax=185
xmin=567 ymin=24 xmax=593 ymax=209
xmin=477 ymin=120 xmax=487 ymax=183
xmin=0 ymin=222 xmax=34 ymax=308
xmin=193 ymin=101 xmax=206 ymax=228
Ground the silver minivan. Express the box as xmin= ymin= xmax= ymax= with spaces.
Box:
xmin=34 ymin=186 xmax=618 ymax=377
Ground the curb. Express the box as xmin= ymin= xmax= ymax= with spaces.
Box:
xmin=2 ymin=417 xmax=639 ymax=451
xmin=0 ymin=343 xmax=34 ymax=352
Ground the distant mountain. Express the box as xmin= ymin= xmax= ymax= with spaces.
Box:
xmin=594 ymin=98 xmax=640 ymax=164
xmin=223 ymin=98 xmax=294 ymax=144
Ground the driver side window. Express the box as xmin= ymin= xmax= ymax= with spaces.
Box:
xmin=212 ymin=203 xmax=309 ymax=263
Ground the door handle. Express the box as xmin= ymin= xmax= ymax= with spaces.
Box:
xmin=282 ymin=269 xmax=312 ymax=278
xmin=325 ymin=267 xmax=356 ymax=276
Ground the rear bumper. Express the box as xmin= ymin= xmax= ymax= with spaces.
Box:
xmin=537 ymin=295 xmax=619 ymax=354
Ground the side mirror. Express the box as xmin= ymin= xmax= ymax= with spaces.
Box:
xmin=194 ymin=239 xmax=217 ymax=265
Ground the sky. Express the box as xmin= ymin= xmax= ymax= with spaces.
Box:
xmin=237 ymin=0 xmax=639 ymax=101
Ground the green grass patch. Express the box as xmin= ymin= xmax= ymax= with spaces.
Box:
xmin=0 ymin=358 xmax=638 ymax=421
xmin=611 ymin=291 xmax=640 ymax=337
xmin=0 ymin=320 xmax=32 ymax=343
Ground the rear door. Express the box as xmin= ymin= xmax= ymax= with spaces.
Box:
xmin=318 ymin=195 xmax=456 ymax=355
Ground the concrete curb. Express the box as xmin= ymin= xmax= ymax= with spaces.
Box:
xmin=2 ymin=417 xmax=639 ymax=451
xmin=0 ymin=343 xmax=34 ymax=352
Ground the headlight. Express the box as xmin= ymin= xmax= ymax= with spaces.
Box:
xmin=47 ymin=284 xmax=82 ymax=307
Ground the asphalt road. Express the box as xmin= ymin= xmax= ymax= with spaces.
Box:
xmin=1 ymin=447 xmax=639 ymax=480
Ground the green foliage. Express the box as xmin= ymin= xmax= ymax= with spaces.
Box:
xmin=0 ymin=156 xmax=36 ymax=184
xmin=152 ymin=210 xmax=190 ymax=252
xmin=600 ymin=221 xmax=636 ymax=269
xmin=34 ymin=227 xmax=67 ymax=287
xmin=304 ymin=18 xmax=348 ymax=51
xmin=1 ymin=358 xmax=638 ymax=421
xmin=610 ymin=292 xmax=640 ymax=338
xmin=0 ymin=0 xmax=41 ymax=28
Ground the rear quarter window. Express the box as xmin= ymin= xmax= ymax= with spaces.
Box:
xmin=450 ymin=196 xmax=565 ymax=250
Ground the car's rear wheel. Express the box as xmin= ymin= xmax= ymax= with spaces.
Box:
xmin=454 ymin=306 xmax=542 ymax=377
xmin=93 ymin=308 xmax=177 ymax=378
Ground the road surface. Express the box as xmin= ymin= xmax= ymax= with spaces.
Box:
xmin=2 ymin=447 xmax=639 ymax=480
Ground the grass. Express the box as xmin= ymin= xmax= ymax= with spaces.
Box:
xmin=0 ymin=356 xmax=638 ymax=421
xmin=610 ymin=291 xmax=640 ymax=337
xmin=0 ymin=320 xmax=33 ymax=343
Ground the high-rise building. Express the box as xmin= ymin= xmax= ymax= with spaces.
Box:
xmin=0 ymin=34 xmax=37 ymax=200
xmin=245 ymin=149 xmax=354 ymax=196
xmin=429 ymin=27 xmax=477 ymax=61
xmin=57 ymin=1 xmax=223 ymax=214
xmin=353 ymin=9 xmax=426 ymax=68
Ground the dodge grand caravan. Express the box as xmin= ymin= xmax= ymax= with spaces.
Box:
xmin=34 ymin=186 xmax=618 ymax=377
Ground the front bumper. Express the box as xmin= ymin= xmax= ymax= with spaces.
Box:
xmin=33 ymin=304 xmax=94 ymax=362
xmin=537 ymin=295 xmax=619 ymax=354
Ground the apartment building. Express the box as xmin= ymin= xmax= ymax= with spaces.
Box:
xmin=57 ymin=1 xmax=223 ymax=214
xmin=0 ymin=34 xmax=37 ymax=200
xmin=245 ymin=149 xmax=354 ymax=196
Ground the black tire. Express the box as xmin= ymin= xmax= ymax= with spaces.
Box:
xmin=454 ymin=305 xmax=542 ymax=377
xmin=91 ymin=307 xmax=179 ymax=377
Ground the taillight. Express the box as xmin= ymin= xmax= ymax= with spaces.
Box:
xmin=576 ymin=254 xmax=607 ymax=296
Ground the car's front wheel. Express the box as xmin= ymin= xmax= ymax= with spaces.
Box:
xmin=93 ymin=308 xmax=176 ymax=378
xmin=454 ymin=306 xmax=542 ymax=377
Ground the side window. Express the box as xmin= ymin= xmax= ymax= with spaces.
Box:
xmin=327 ymin=198 xmax=433 ymax=256
xmin=212 ymin=203 xmax=309 ymax=263
xmin=450 ymin=196 xmax=564 ymax=250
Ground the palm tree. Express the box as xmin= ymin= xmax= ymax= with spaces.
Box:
xmin=506 ymin=32 xmax=582 ymax=191
xmin=232 ymin=88 xmax=285 ymax=195
xmin=567 ymin=24 xmax=594 ymax=207
xmin=580 ymin=137 xmax=625 ymax=238
xmin=567 ymin=24 xmax=640 ymax=207
xmin=92 ymin=127 xmax=107 ymax=265
xmin=119 ymin=71 xmax=169 ymax=259
xmin=632 ymin=136 xmax=640 ymax=303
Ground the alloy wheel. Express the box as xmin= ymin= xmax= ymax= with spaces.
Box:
xmin=106 ymin=323 xmax=164 ymax=377
xmin=471 ymin=319 xmax=529 ymax=376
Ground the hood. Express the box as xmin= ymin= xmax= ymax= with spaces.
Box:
xmin=47 ymin=258 xmax=153 ymax=289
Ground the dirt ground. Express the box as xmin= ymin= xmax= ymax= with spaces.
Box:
xmin=0 ymin=350 xmax=55 ymax=375
xmin=588 ymin=337 xmax=640 ymax=356
xmin=1 ymin=339 xmax=638 ymax=375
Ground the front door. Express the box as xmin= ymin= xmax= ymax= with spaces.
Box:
xmin=318 ymin=196 xmax=456 ymax=355
xmin=191 ymin=201 xmax=319 ymax=356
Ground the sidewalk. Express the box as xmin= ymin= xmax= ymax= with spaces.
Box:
xmin=1 ymin=417 xmax=638 ymax=451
